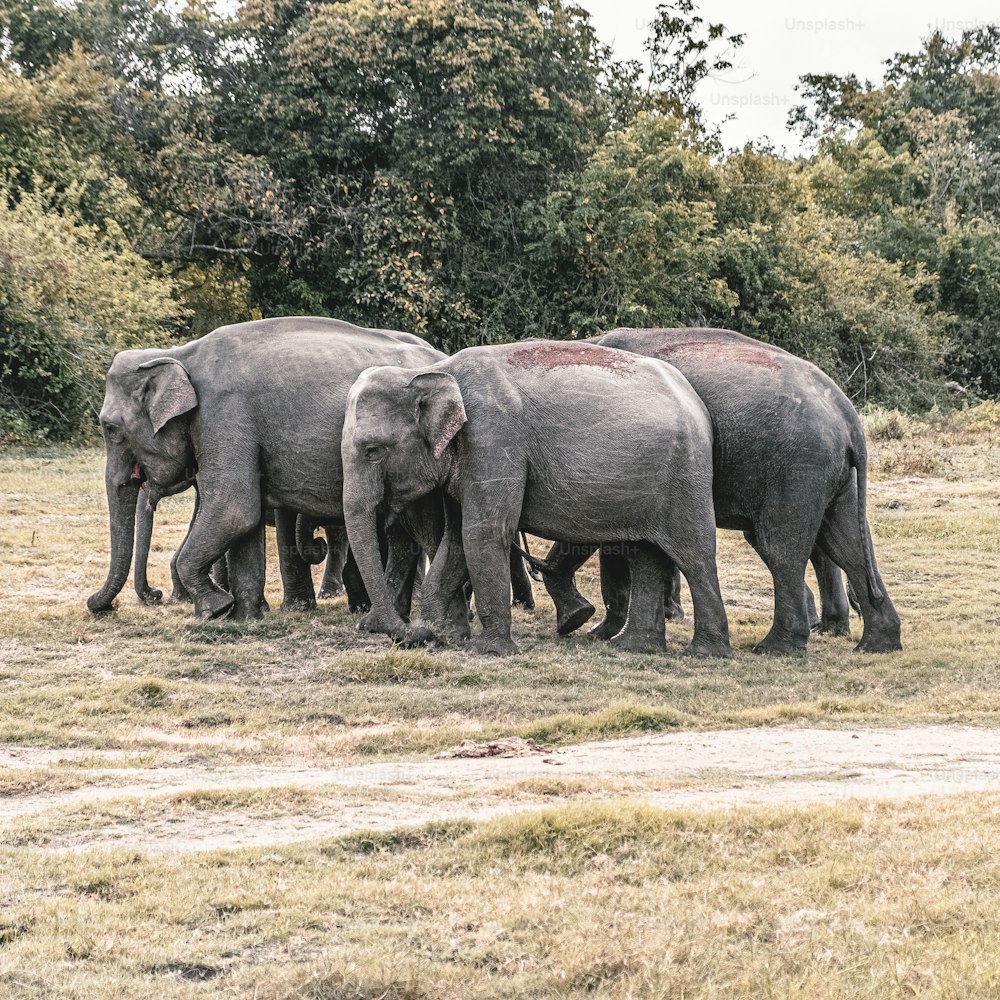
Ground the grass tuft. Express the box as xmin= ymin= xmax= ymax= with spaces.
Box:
xmin=862 ymin=406 xmax=914 ymax=440
xmin=515 ymin=702 xmax=689 ymax=745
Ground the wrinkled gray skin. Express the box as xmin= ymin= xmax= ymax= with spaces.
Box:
xmin=341 ymin=341 xmax=732 ymax=658
xmin=542 ymin=328 xmax=901 ymax=654
xmin=87 ymin=317 xmax=446 ymax=620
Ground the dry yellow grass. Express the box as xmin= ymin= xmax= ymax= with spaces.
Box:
xmin=2 ymin=795 xmax=1000 ymax=997
xmin=1 ymin=412 xmax=999 ymax=997
xmin=0 ymin=424 xmax=999 ymax=761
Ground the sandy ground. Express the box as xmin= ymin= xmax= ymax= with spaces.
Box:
xmin=3 ymin=724 xmax=999 ymax=853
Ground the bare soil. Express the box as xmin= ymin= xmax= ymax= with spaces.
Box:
xmin=3 ymin=724 xmax=998 ymax=854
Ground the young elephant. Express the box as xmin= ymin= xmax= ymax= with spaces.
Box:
xmin=541 ymin=327 xmax=901 ymax=654
xmin=341 ymin=341 xmax=731 ymax=658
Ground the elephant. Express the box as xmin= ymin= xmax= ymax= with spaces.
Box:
xmin=87 ymin=317 xmax=448 ymax=620
xmin=539 ymin=327 xmax=901 ymax=655
xmin=340 ymin=340 xmax=732 ymax=658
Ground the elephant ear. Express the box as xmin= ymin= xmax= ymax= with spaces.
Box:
xmin=137 ymin=358 xmax=198 ymax=434
xmin=409 ymin=371 xmax=467 ymax=458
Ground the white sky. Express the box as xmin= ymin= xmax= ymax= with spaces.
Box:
xmin=581 ymin=0 xmax=1000 ymax=153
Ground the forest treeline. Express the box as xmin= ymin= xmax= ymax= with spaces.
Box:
xmin=2 ymin=0 xmax=999 ymax=440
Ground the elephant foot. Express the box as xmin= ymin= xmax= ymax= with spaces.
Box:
xmin=349 ymin=598 xmax=372 ymax=615
xmin=588 ymin=615 xmax=625 ymax=642
xmin=318 ymin=583 xmax=345 ymax=600
xmin=609 ymin=628 xmax=666 ymax=653
xmin=358 ymin=610 xmax=382 ymax=633
xmin=752 ymin=630 xmax=808 ymax=656
xmin=358 ymin=613 xmax=434 ymax=647
xmin=854 ymin=632 xmax=903 ymax=654
xmin=512 ymin=593 xmax=536 ymax=611
xmin=391 ymin=624 xmax=436 ymax=648
xmin=815 ymin=615 xmax=851 ymax=638
xmin=86 ymin=595 xmax=115 ymax=615
xmin=428 ymin=613 xmax=472 ymax=645
xmin=194 ymin=591 xmax=235 ymax=620
xmin=232 ymin=599 xmax=268 ymax=622
xmin=556 ymin=596 xmax=596 ymax=636
xmin=666 ymin=599 xmax=685 ymax=622
xmin=138 ymin=587 xmax=163 ymax=604
xmin=282 ymin=595 xmax=318 ymax=612
xmin=469 ymin=634 xmax=519 ymax=657
xmin=684 ymin=636 xmax=733 ymax=659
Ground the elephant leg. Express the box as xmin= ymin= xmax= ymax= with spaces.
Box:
xmin=811 ymin=547 xmax=852 ymax=637
xmin=804 ymin=582 xmax=820 ymax=630
xmin=542 ymin=541 xmax=597 ymax=635
xmin=273 ymin=508 xmax=317 ymax=612
xmin=745 ymin=524 xmax=815 ymax=656
xmin=170 ymin=550 xmax=192 ymax=603
xmin=509 ymin=544 xmax=535 ymax=610
xmin=664 ymin=559 xmax=685 ymax=621
xmin=383 ymin=518 xmax=420 ymax=623
xmin=589 ymin=543 xmax=631 ymax=641
xmin=652 ymin=524 xmax=731 ymax=659
xmin=210 ymin=556 xmax=230 ymax=592
xmin=169 ymin=493 xmax=201 ymax=604
xmin=174 ymin=478 xmax=261 ymax=619
xmin=421 ymin=500 xmax=473 ymax=642
xmin=462 ymin=497 xmax=519 ymax=657
xmin=609 ymin=542 xmax=667 ymax=652
xmin=815 ymin=484 xmax=901 ymax=653
xmin=228 ymin=521 xmax=268 ymax=621
xmin=318 ymin=525 xmax=349 ymax=599
xmin=134 ymin=483 xmax=162 ymax=603
xmin=342 ymin=547 xmax=371 ymax=614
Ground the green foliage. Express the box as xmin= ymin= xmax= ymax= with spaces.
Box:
xmin=2 ymin=0 xmax=1000 ymax=434
xmin=0 ymin=187 xmax=181 ymax=438
xmin=527 ymin=114 xmax=737 ymax=336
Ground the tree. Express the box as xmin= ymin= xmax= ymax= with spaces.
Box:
xmin=0 ymin=186 xmax=181 ymax=438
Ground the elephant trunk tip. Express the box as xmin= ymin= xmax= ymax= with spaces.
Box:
xmin=86 ymin=592 xmax=116 ymax=615
xmin=294 ymin=514 xmax=329 ymax=565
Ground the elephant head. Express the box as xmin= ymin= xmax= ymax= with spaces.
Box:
xmin=340 ymin=366 xmax=466 ymax=636
xmin=87 ymin=351 xmax=198 ymax=613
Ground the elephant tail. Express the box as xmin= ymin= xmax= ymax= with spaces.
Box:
xmin=295 ymin=514 xmax=329 ymax=565
xmin=851 ymin=443 xmax=884 ymax=608
xmin=515 ymin=532 xmax=549 ymax=579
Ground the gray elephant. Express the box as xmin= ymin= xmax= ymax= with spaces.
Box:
xmin=87 ymin=317 xmax=447 ymax=620
xmin=341 ymin=341 xmax=732 ymax=658
xmin=541 ymin=327 xmax=901 ymax=655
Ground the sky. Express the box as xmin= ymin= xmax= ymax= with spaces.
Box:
xmin=581 ymin=0 xmax=999 ymax=153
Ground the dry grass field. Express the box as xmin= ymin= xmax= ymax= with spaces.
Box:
xmin=1 ymin=405 xmax=999 ymax=997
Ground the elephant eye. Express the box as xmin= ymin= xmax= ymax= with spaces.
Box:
xmin=364 ymin=444 xmax=386 ymax=462
xmin=103 ymin=421 xmax=125 ymax=443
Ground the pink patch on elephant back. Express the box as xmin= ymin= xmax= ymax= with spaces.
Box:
xmin=507 ymin=343 xmax=635 ymax=375
xmin=655 ymin=341 xmax=782 ymax=372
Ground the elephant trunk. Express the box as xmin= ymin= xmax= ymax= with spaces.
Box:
xmin=344 ymin=498 xmax=410 ymax=640
xmin=88 ymin=450 xmax=142 ymax=613
xmin=295 ymin=514 xmax=329 ymax=565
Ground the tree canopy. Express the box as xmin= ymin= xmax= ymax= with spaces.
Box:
xmin=2 ymin=1 xmax=998 ymax=439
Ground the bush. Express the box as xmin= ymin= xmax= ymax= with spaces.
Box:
xmin=0 ymin=186 xmax=182 ymax=439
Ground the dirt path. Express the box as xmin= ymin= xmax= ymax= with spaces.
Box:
xmin=3 ymin=725 xmax=999 ymax=853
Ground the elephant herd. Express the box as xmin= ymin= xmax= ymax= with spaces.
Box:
xmin=88 ymin=317 xmax=902 ymax=658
